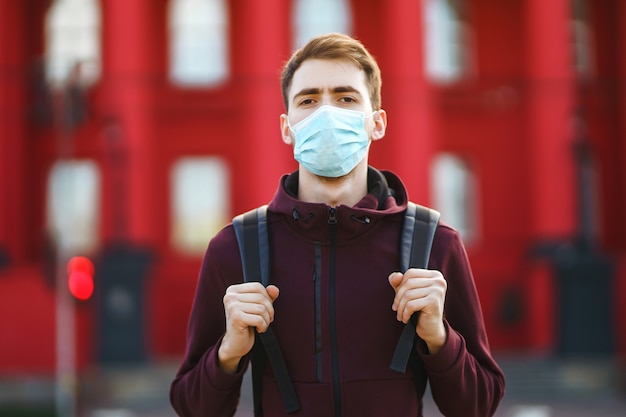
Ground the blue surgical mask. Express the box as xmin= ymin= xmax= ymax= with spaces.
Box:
xmin=289 ymin=105 xmax=372 ymax=178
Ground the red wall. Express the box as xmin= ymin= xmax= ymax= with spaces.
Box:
xmin=1 ymin=0 xmax=626 ymax=374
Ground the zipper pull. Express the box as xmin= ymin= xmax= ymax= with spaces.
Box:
xmin=328 ymin=207 xmax=337 ymax=224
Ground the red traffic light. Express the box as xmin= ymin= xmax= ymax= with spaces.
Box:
xmin=67 ymin=256 xmax=94 ymax=301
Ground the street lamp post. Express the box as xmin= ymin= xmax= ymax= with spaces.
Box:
xmin=53 ymin=61 xmax=86 ymax=417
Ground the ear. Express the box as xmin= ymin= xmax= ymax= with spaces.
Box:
xmin=371 ymin=109 xmax=387 ymax=141
xmin=280 ymin=113 xmax=294 ymax=145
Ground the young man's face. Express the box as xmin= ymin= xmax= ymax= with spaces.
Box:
xmin=280 ymin=58 xmax=386 ymax=145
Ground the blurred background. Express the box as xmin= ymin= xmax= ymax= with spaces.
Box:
xmin=1 ymin=0 xmax=625 ymax=416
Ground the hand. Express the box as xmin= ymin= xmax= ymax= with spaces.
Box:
xmin=218 ymin=283 xmax=280 ymax=373
xmin=388 ymin=269 xmax=447 ymax=354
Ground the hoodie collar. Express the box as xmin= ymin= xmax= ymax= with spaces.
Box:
xmin=268 ymin=167 xmax=408 ymax=240
xmin=282 ymin=167 xmax=403 ymax=209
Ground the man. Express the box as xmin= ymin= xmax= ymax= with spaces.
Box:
xmin=170 ymin=33 xmax=505 ymax=417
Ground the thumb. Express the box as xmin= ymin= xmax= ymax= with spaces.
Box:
xmin=388 ymin=272 xmax=403 ymax=289
xmin=266 ymin=285 xmax=280 ymax=302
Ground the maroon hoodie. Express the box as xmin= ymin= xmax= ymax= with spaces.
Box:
xmin=170 ymin=168 xmax=505 ymax=417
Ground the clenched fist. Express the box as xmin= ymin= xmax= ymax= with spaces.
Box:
xmin=389 ymin=268 xmax=447 ymax=354
xmin=218 ymin=283 xmax=280 ymax=373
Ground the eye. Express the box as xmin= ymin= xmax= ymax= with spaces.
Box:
xmin=339 ymin=96 xmax=357 ymax=104
xmin=297 ymin=97 xmax=316 ymax=107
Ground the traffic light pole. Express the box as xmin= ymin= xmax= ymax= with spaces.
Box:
xmin=55 ymin=246 xmax=77 ymax=417
xmin=53 ymin=64 xmax=84 ymax=417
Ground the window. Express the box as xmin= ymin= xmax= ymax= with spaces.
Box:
xmin=431 ymin=154 xmax=478 ymax=243
xmin=45 ymin=0 xmax=101 ymax=87
xmin=571 ymin=0 xmax=594 ymax=77
xmin=46 ymin=160 xmax=101 ymax=253
xmin=171 ymin=157 xmax=230 ymax=255
xmin=168 ymin=0 xmax=229 ymax=86
xmin=424 ymin=0 xmax=470 ymax=83
xmin=293 ymin=0 xmax=352 ymax=49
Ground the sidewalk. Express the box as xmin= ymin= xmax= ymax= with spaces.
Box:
xmin=2 ymin=355 xmax=625 ymax=416
xmin=101 ymin=355 xmax=626 ymax=417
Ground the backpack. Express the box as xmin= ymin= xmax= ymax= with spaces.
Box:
xmin=233 ymin=202 xmax=440 ymax=415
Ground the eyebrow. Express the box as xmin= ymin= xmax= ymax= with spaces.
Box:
xmin=292 ymin=85 xmax=363 ymax=103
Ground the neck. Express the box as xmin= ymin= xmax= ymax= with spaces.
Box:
xmin=298 ymin=161 xmax=369 ymax=207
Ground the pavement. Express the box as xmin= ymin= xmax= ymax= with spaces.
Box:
xmin=2 ymin=354 xmax=626 ymax=416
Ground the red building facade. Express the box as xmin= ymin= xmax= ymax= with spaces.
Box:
xmin=1 ymin=0 xmax=625 ymax=374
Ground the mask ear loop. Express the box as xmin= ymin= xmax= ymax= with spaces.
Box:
xmin=364 ymin=110 xmax=379 ymax=131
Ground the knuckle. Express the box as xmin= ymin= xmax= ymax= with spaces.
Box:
xmin=223 ymin=293 xmax=234 ymax=306
xmin=251 ymin=318 xmax=265 ymax=332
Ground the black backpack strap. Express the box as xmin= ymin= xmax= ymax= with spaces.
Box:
xmin=233 ymin=205 xmax=270 ymax=285
xmin=390 ymin=202 xmax=440 ymax=376
xmin=232 ymin=206 xmax=300 ymax=415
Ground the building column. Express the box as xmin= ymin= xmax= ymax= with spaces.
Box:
xmin=378 ymin=0 xmax=436 ymax=204
xmin=0 ymin=0 xmax=27 ymax=264
xmin=100 ymin=0 xmax=155 ymax=245
xmin=617 ymin=0 xmax=626 ymax=246
xmin=525 ymin=0 xmax=577 ymax=239
xmin=230 ymin=0 xmax=293 ymax=211
xmin=615 ymin=0 xmax=626 ymax=357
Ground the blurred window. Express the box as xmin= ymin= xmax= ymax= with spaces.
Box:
xmin=571 ymin=0 xmax=594 ymax=77
xmin=293 ymin=0 xmax=352 ymax=49
xmin=168 ymin=0 xmax=229 ymax=86
xmin=45 ymin=0 xmax=101 ymax=87
xmin=46 ymin=160 xmax=101 ymax=253
xmin=424 ymin=0 xmax=471 ymax=83
xmin=431 ymin=153 xmax=478 ymax=243
xmin=171 ymin=157 xmax=230 ymax=255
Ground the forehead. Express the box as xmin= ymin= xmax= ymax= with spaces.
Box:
xmin=289 ymin=59 xmax=369 ymax=101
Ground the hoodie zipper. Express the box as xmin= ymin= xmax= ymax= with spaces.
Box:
xmin=313 ymin=241 xmax=322 ymax=382
xmin=328 ymin=207 xmax=341 ymax=417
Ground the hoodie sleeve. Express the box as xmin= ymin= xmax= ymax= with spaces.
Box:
xmin=169 ymin=226 xmax=250 ymax=417
xmin=418 ymin=226 xmax=506 ymax=417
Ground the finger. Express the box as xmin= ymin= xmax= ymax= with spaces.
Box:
xmin=228 ymin=302 xmax=273 ymax=332
xmin=224 ymin=288 xmax=275 ymax=321
xmin=399 ymin=297 xmax=428 ymax=323
xmin=392 ymin=273 xmax=426 ymax=313
xmin=223 ymin=282 xmax=266 ymax=301
xmin=389 ymin=272 xmax=407 ymax=312
xmin=404 ymin=268 xmax=446 ymax=282
xmin=225 ymin=307 xmax=266 ymax=332
xmin=402 ymin=268 xmax=440 ymax=282
xmin=395 ymin=290 xmax=415 ymax=322
xmin=395 ymin=287 xmax=432 ymax=322
xmin=250 ymin=310 xmax=273 ymax=333
xmin=402 ymin=288 xmax=446 ymax=324
xmin=238 ymin=310 xmax=273 ymax=333
xmin=388 ymin=272 xmax=404 ymax=300
xmin=388 ymin=272 xmax=404 ymax=290
xmin=395 ymin=271 xmax=446 ymax=305
xmin=239 ymin=285 xmax=280 ymax=323
xmin=266 ymin=285 xmax=280 ymax=302
xmin=389 ymin=273 xmax=404 ymax=312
